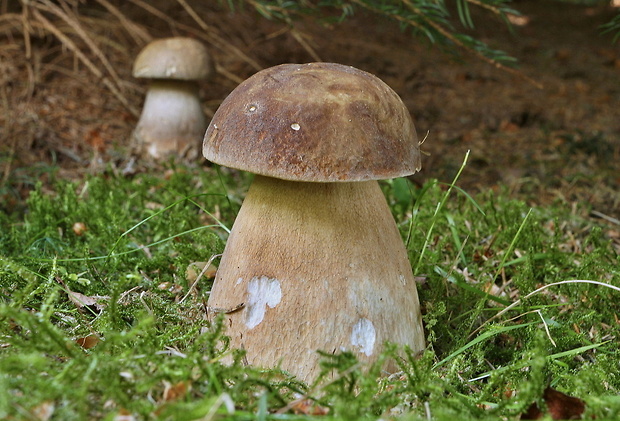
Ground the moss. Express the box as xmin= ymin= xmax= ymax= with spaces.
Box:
xmin=0 ymin=163 xmax=619 ymax=419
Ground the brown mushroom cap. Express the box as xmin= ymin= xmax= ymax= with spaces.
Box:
xmin=203 ymin=62 xmax=421 ymax=182
xmin=133 ymin=37 xmax=211 ymax=81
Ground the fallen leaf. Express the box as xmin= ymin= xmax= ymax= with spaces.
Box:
xmin=113 ymin=408 xmax=136 ymax=421
xmin=499 ymin=120 xmax=520 ymax=133
xmin=72 ymin=222 xmax=87 ymax=236
xmin=290 ymin=399 xmax=330 ymax=416
xmin=30 ymin=400 xmax=55 ymax=421
xmin=85 ymin=128 xmax=106 ymax=153
xmin=162 ymin=381 xmax=190 ymax=402
xmin=521 ymin=387 xmax=586 ymax=420
xmin=506 ymin=13 xmax=530 ymax=26
xmin=185 ymin=262 xmax=218 ymax=282
xmin=66 ymin=289 xmax=109 ymax=311
xmin=145 ymin=201 xmax=164 ymax=210
xmin=157 ymin=282 xmax=183 ymax=295
xmin=75 ymin=334 xmax=99 ymax=349
xmin=67 ymin=290 xmax=97 ymax=307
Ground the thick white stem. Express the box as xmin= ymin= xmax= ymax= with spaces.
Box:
xmin=209 ymin=175 xmax=425 ymax=381
xmin=133 ymin=80 xmax=206 ymax=159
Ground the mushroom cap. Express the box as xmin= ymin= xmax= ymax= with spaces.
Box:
xmin=203 ymin=62 xmax=421 ymax=182
xmin=133 ymin=37 xmax=211 ymax=80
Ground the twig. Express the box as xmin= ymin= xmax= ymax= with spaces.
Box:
xmin=245 ymin=0 xmax=322 ymax=61
xmin=94 ymin=0 xmax=152 ymax=45
xmin=34 ymin=0 xmax=124 ymax=91
xmin=20 ymin=2 xmax=32 ymax=58
xmin=206 ymin=302 xmax=245 ymax=315
xmin=175 ymin=0 xmax=210 ymax=32
xmin=127 ymin=0 xmax=262 ymax=72
xmin=214 ymin=63 xmax=245 ymax=85
xmin=180 ymin=253 xmax=221 ymax=304
xmin=536 ymin=309 xmax=556 ymax=347
xmin=290 ymin=28 xmax=322 ymax=62
xmin=591 ymin=210 xmax=620 ymax=226
xmin=467 ymin=0 xmax=509 ymax=17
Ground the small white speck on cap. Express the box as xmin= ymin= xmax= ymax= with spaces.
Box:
xmin=291 ymin=123 xmax=300 ymax=131
xmin=165 ymin=66 xmax=178 ymax=77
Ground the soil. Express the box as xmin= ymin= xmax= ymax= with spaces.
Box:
xmin=1 ymin=1 xmax=619 ymax=218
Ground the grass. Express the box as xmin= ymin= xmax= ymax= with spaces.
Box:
xmin=1 ymin=158 xmax=619 ymax=420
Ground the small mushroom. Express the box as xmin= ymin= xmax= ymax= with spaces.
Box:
xmin=203 ymin=63 xmax=425 ymax=382
xmin=132 ymin=37 xmax=211 ymax=159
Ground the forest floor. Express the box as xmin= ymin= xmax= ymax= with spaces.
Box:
xmin=1 ymin=3 xmax=620 ymax=418
xmin=1 ymin=0 xmax=619 ymax=217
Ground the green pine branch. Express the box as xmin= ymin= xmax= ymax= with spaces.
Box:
xmin=226 ymin=0 xmax=620 ymax=87
xmin=230 ymin=0 xmax=541 ymax=85
xmin=240 ymin=0 xmax=519 ymax=58
xmin=601 ymin=12 xmax=620 ymax=43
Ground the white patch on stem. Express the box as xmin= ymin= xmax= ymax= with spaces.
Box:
xmin=350 ymin=318 xmax=376 ymax=356
xmin=245 ymin=276 xmax=282 ymax=329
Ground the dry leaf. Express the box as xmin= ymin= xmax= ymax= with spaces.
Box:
xmin=506 ymin=13 xmax=530 ymax=26
xmin=157 ymin=282 xmax=183 ymax=295
xmin=66 ymin=289 xmax=109 ymax=311
xmin=85 ymin=128 xmax=106 ymax=153
xmin=113 ymin=408 xmax=136 ymax=421
xmin=75 ymin=334 xmax=99 ymax=349
xmin=521 ymin=387 xmax=586 ymax=420
xmin=145 ymin=201 xmax=164 ymax=210
xmin=67 ymin=290 xmax=97 ymax=307
xmin=185 ymin=262 xmax=217 ymax=282
xmin=72 ymin=222 xmax=87 ymax=236
xmin=30 ymin=400 xmax=55 ymax=421
xmin=499 ymin=120 xmax=520 ymax=133
xmin=290 ymin=399 xmax=330 ymax=416
xmin=162 ymin=381 xmax=190 ymax=402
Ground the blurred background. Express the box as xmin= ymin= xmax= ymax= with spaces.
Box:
xmin=1 ymin=0 xmax=619 ymax=214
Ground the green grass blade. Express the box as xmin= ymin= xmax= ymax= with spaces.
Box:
xmin=434 ymin=322 xmax=536 ymax=369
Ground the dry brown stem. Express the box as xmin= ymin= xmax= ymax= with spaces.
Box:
xmin=94 ymin=0 xmax=152 ymax=45
xmin=127 ymin=0 xmax=262 ymax=72
xmin=29 ymin=6 xmax=139 ymax=116
xmin=33 ymin=0 xmax=124 ymax=91
xmin=175 ymin=0 xmax=210 ymax=32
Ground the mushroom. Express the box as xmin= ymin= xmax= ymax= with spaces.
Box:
xmin=132 ymin=37 xmax=211 ymax=159
xmin=203 ymin=62 xmax=425 ymax=382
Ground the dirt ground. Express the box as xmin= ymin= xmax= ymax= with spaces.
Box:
xmin=1 ymin=1 xmax=619 ymax=217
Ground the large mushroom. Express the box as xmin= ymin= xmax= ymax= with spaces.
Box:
xmin=203 ymin=62 xmax=425 ymax=382
xmin=132 ymin=37 xmax=211 ymax=159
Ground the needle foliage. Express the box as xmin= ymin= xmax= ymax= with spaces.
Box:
xmin=227 ymin=0 xmax=620 ymax=65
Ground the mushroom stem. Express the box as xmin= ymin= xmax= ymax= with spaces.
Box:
xmin=209 ymin=175 xmax=425 ymax=382
xmin=133 ymin=80 xmax=206 ymax=159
